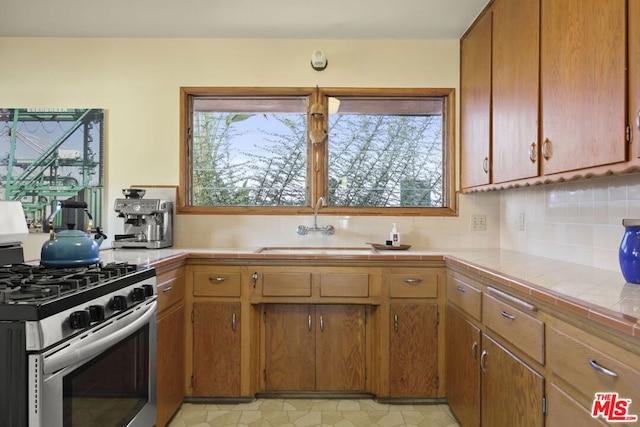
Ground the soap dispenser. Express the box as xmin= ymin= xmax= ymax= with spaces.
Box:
xmin=390 ymin=223 xmax=400 ymax=247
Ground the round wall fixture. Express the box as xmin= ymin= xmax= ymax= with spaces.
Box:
xmin=311 ymin=49 xmax=328 ymax=71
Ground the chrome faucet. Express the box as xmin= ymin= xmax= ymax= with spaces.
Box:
xmin=313 ymin=196 xmax=326 ymax=229
xmin=297 ymin=197 xmax=335 ymax=235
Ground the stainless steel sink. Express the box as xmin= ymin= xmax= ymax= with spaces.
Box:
xmin=256 ymin=247 xmax=374 ymax=255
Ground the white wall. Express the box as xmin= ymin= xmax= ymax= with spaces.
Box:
xmin=1 ymin=37 xmax=501 ymax=260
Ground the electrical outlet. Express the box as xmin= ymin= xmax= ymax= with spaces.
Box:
xmin=470 ymin=214 xmax=486 ymax=231
xmin=518 ymin=212 xmax=525 ymax=231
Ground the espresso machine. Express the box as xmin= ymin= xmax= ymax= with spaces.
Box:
xmin=113 ymin=188 xmax=173 ymax=249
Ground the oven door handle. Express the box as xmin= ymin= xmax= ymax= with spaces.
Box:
xmin=43 ymin=301 xmax=157 ymax=375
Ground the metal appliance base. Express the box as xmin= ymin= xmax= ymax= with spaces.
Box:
xmin=112 ymin=241 xmax=172 ymax=249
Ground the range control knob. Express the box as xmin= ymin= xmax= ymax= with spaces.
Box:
xmin=111 ymin=295 xmax=128 ymax=311
xmin=88 ymin=305 xmax=105 ymax=322
xmin=131 ymin=287 xmax=146 ymax=302
xmin=69 ymin=310 xmax=90 ymax=329
xmin=142 ymin=284 xmax=154 ymax=297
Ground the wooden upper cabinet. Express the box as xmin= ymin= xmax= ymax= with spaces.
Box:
xmin=460 ymin=9 xmax=492 ymax=189
xmin=492 ymin=0 xmax=540 ymax=183
xmin=631 ymin=0 xmax=640 ymax=158
xmin=540 ymin=0 xmax=627 ymax=175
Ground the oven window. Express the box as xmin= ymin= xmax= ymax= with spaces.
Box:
xmin=62 ymin=325 xmax=150 ymax=427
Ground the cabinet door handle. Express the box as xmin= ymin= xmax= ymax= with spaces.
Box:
xmin=542 ymin=138 xmax=551 ymax=160
xmin=471 ymin=341 xmax=478 ymax=361
xmin=320 ymin=315 xmax=324 ymax=332
xmin=162 ymin=285 xmax=173 ymax=293
xmin=209 ymin=276 xmax=227 ymax=283
xmin=393 ymin=314 xmax=399 ymax=332
xmin=500 ymin=310 xmax=516 ymax=320
xmin=529 ymin=142 xmax=537 ymax=162
xmin=482 ymin=157 xmax=489 ymax=174
xmin=404 ymin=278 xmax=422 ymax=285
xmin=589 ymin=359 xmax=618 ymax=378
xmin=480 ymin=350 xmax=488 ymax=372
xmin=252 ymin=272 xmax=258 ymax=288
xmin=456 ymin=286 xmax=466 ymax=294
xmin=231 ymin=313 xmax=236 ymax=332
xmin=308 ymin=314 xmax=312 ymax=331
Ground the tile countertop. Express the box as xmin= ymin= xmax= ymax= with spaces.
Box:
xmin=98 ymin=247 xmax=640 ymax=340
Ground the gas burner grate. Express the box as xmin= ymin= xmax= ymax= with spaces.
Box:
xmin=0 ymin=262 xmax=139 ymax=304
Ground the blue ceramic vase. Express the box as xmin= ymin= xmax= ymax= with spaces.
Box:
xmin=619 ymin=219 xmax=640 ymax=284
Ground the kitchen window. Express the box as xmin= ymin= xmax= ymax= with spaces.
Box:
xmin=179 ymin=87 xmax=455 ymax=216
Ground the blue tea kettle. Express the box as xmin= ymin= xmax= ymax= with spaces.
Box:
xmin=40 ymin=200 xmax=107 ymax=267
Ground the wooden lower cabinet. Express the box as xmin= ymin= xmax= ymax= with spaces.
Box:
xmin=155 ymin=264 xmax=186 ymax=427
xmin=389 ymin=303 xmax=439 ymax=397
xmin=481 ymin=334 xmax=544 ymax=427
xmin=156 ymin=302 xmax=185 ymax=427
xmin=264 ymin=304 xmax=315 ymax=391
xmin=192 ymin=302 xmax=241 ymax=397
xmin=445 ymin=305 xmax=480 ymax=427
xmin=263 ymin=304 xmax=366 ymax=392
xmin=547 ymin=383 xmax=607 ymax=427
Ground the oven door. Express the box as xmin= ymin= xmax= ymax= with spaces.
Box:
xmin=29 ymin=299 xmax=157 ymax=427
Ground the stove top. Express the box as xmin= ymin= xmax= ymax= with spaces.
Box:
xmin=0 ymin=262 xmax=137 ymax=304
xmin=0 ymin=262 xmax=155 ymax=321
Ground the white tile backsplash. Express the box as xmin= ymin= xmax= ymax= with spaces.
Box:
xmin=500 ymin=173 xmax=640 ymax=272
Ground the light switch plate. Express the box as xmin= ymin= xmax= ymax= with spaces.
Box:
xmin=470 ymin=214 xmax=486 ymax=231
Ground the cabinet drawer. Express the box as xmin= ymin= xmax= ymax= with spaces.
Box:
xmin=262 ymin=272 xmax=311 ymax=297
xmin=319 ymin=273 xmax=369 ymax=297
xmin=157 ymin=269 xmax=185 ymax=312
xmin=446 ymin=273 xmax=482 ymax=321
xmin=193 ymin=269 xmax=241 ymax=297
xmin=483 ymin=293 xmax=544 ymax=364
xmin=547 ymin=383 xmax=607 ymax=427
xmin=548 ymin=326 xmax=640 ymax=409
xmin=389 ymin=269 xmax=439 ymax=298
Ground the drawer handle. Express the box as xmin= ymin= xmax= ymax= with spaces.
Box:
xmin=252 ymin=272 xmax=258 ymax=288
xmin=404 ymin=278 xmax=422 ymax=285
xmin=471 ymin=341 xmax=478 ymax=361
xmin=487 ymin=287 xmax=537 ymax=312
xmin=500 ymin=310 xmax=516 ymax=320
xmin=393 ymin=314 xmax=399 ymax=332
xmin=209 ymin=276 xmax=227 ymax=283
xmin=480 ymin=350 xmax=488 ymax=372
xmin=162 ymin=285 xmax=173 ymax=293
xmin=589 ymin=359 xmax=618 ymax=378
xmin=456 ymin=286 xmax=466 ymax=293
xmin=231 ymin=313 xmax=237 ymax=332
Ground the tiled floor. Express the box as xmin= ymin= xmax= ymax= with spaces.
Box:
xmin=167 ymin=398 xmax=460 ymax=427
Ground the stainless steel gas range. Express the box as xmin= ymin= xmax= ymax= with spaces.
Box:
xmin=0 ymin=202 xmax=157 ymax=427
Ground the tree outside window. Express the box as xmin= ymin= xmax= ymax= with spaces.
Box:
xmin=179 ymin=87 xmax=455 ymax=216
